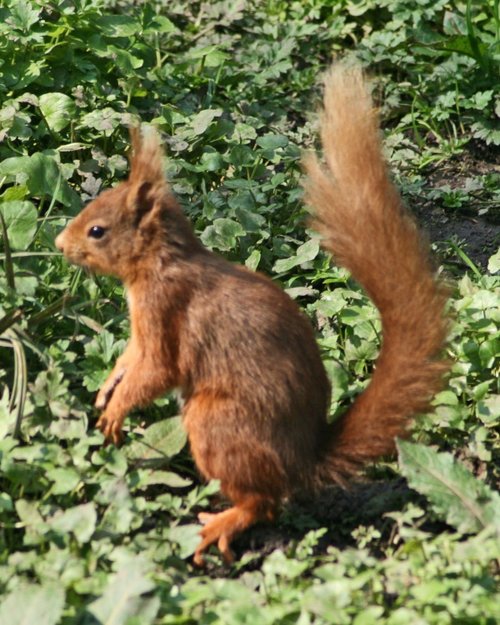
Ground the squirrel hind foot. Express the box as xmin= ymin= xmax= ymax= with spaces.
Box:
xmin=193 ymin=497 xmax=276 ymax=567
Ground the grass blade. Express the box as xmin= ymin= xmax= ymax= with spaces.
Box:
xmin=450 ymin=241 xmax=482 ymax=278
xmin=27 ymin=294 xmax=72 ymax=327
xmin=466 ymin=0 xmax=489 ymax=75
xmin=0 ymin=209 xmax=15 ymax=289
xmin=0 ymin=309 xmax=23 ymax=334
xmin=4 ymin=328 xmax=28 ymax=439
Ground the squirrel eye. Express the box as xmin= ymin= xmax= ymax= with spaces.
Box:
xmin=88 ymin=225 xmax=106 ymax=239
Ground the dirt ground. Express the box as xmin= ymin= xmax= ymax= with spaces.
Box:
xmin=410 ymin=140 xmax=499 ymax=269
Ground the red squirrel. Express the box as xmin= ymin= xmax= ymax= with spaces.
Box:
xmin=55 ymin=65 xmax=449 ymax=565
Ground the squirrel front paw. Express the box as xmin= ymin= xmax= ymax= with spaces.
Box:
xmin=95 ymin=368 xmax=126 ymax=410
xmin=96 ymin=412 xmax=124 ymax=446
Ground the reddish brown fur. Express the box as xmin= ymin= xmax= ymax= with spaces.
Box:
xmin=55 ymin=64 xmax=449 ymax=565
xmin=303 ymin=65 xmax=449 ymax=480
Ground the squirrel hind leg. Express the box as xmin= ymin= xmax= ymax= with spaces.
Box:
xmin=193 ymin=494 xmax=277 ymax=566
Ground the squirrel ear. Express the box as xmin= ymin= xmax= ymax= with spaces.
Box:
xmin=127 ymin=180 xmax=158 ymax=227
xmin=128 ymin=125 xmax=166 ymax=187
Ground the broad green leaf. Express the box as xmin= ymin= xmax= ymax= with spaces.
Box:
xmin=39 ymin=93 xmax=76 ymax=132
xmin=478 ymin=338 xmax=497 ymax=367
xmin=7 ymin=1 xmax=40 ymax=33
xmin=50 ymin=414 xmax=87 ymax=440
xmin=245 ymin=249 xmax=261 ymax=270
xmin=23 ymin=153 xmax=80 ymax=208
xmin=95 ymin=15 xmax=140 ymax=37
xmin=0 ymin=492 xmax=13 ymax=512
xmin=148 ymin=15 xmax=177 ymax=34
xmin=397 ymin=440 xmax=500 ymax=534
xmin=84 ymin=329 xmax=123 ymax=363
xmin=200 ymin=218 xmax=246 ymax=251
xmin=431 ymin=34 xmax=488 ymax=60
xmin=0 ymin=184 xmax=28 ymax=201
xmin=186 ymin=45 xmax=229 ymax=67
xmin=80 ymin=107 xmax=127 ymax=135
xmin=48 ymin=502 xmax=97 ymax=543
xmin=15 ymin=499 xmax=45 ymax=528
xmin=99 ymin=446 xmax=128 ymax=477
xmin=471 ymin=119 xmax=500 ymax=145
xmin=46 ymin=467 xmax=80 ymax=495
xmin=469 ymin=289 xmax=499 ymax=310
xmin=109 ymin=46 xmax=144 ymax=74
xmin=476 ymin=395 xmax=500 ymax=426
xmin=200 ymin=149 xmax=224 ymax=171
xmin=488 ymin=249 xmax=500 ymax=274
xmin=234 ymin=206 xmax=265 ymax=231
xmin=127 ymin=416 xmax=187 ymax=465
xmin=232 ymin=122 xmax=257 ymax=142
xmin=472 ymin=380 xmax=492 ymax=402
xmin=223 ymin=178 xmax=257 ymax=190
xmin=324 ymin=360 xmax=349 ymax=401
xmin=434 ymin=390 xmax=459 ymax=406
xmin=168 ymin=523 xmax=200 ymax=558
xmin=190 ymin=109 xmax=223 ymax=136
xmin=273 ymin=238 xmax=320 ymax=273
xmin=263 ymin=549 xmax=310 ymax=580
xmin=0 ymin=582 xmax=64 ymax=625
xmin=285 ymin=285 xmax=318 ymax=298
xmin=136 ymin=469 xmax=192 ymax=489
xmin=228 ymin=144 xmax=255 ymax=167
xmin=352 ymin=607 xmax=385 ymax=625
xmin=0 ymin=156 xmax=31 ymax=178
xmin=0 ymin=201 xmax=37 ymax=249
xmin=443 ymin=10 xmax=467 ymax=36
xmin=87 ymin=559 xmax=157 ymax=625
xmin=256 ymin=134 xmax=289 ymax=150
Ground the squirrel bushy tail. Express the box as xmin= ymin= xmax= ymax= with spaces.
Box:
xmin=303 ymin=65 xmax=449 ymax=484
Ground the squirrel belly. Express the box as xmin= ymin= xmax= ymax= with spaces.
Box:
xmin=55 ymin=64 xmax=449 ymax=565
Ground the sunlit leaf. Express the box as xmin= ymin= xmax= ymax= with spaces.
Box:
xmin=0 ymin=201 xmax=37 ymax=250
xmin=397 ymin=440 xmax=500 ymax=534
xmin=87 ymin=559 xmax=157 ymax=625
xmin=39 ymin=93 xmax=76 ymax=132
xmin=0 ymin=583 xmax=64 ymax=625
xmin=48 ymin=502 xmax=97 ymax=543
xmin=127 ymin=416 xmax=187 ymax=465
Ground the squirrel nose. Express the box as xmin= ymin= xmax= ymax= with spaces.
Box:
xmin=55 ymin=232 xmax=65 ymax=252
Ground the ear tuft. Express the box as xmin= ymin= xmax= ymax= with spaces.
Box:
xmin=128 ymin=125 xmax=166 ymax=188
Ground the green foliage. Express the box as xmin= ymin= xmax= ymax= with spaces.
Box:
xmin=0 ymin=581 xmax=65 ymax=625
xmin=0 ymin=0 xmax=498 ymax=622
xmin=398 ymin=440 xmax=500 ymax=534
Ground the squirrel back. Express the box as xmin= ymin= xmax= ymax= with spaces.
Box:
xmin=303 ymin=65 xmax=449 ymax=483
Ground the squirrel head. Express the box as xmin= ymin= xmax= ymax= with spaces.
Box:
xmin=56 ymin=127 xmax=199 ymax=283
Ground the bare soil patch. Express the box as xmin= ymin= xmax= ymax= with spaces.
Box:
xmin=411 ymin=141 xmax=499 ymax=269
